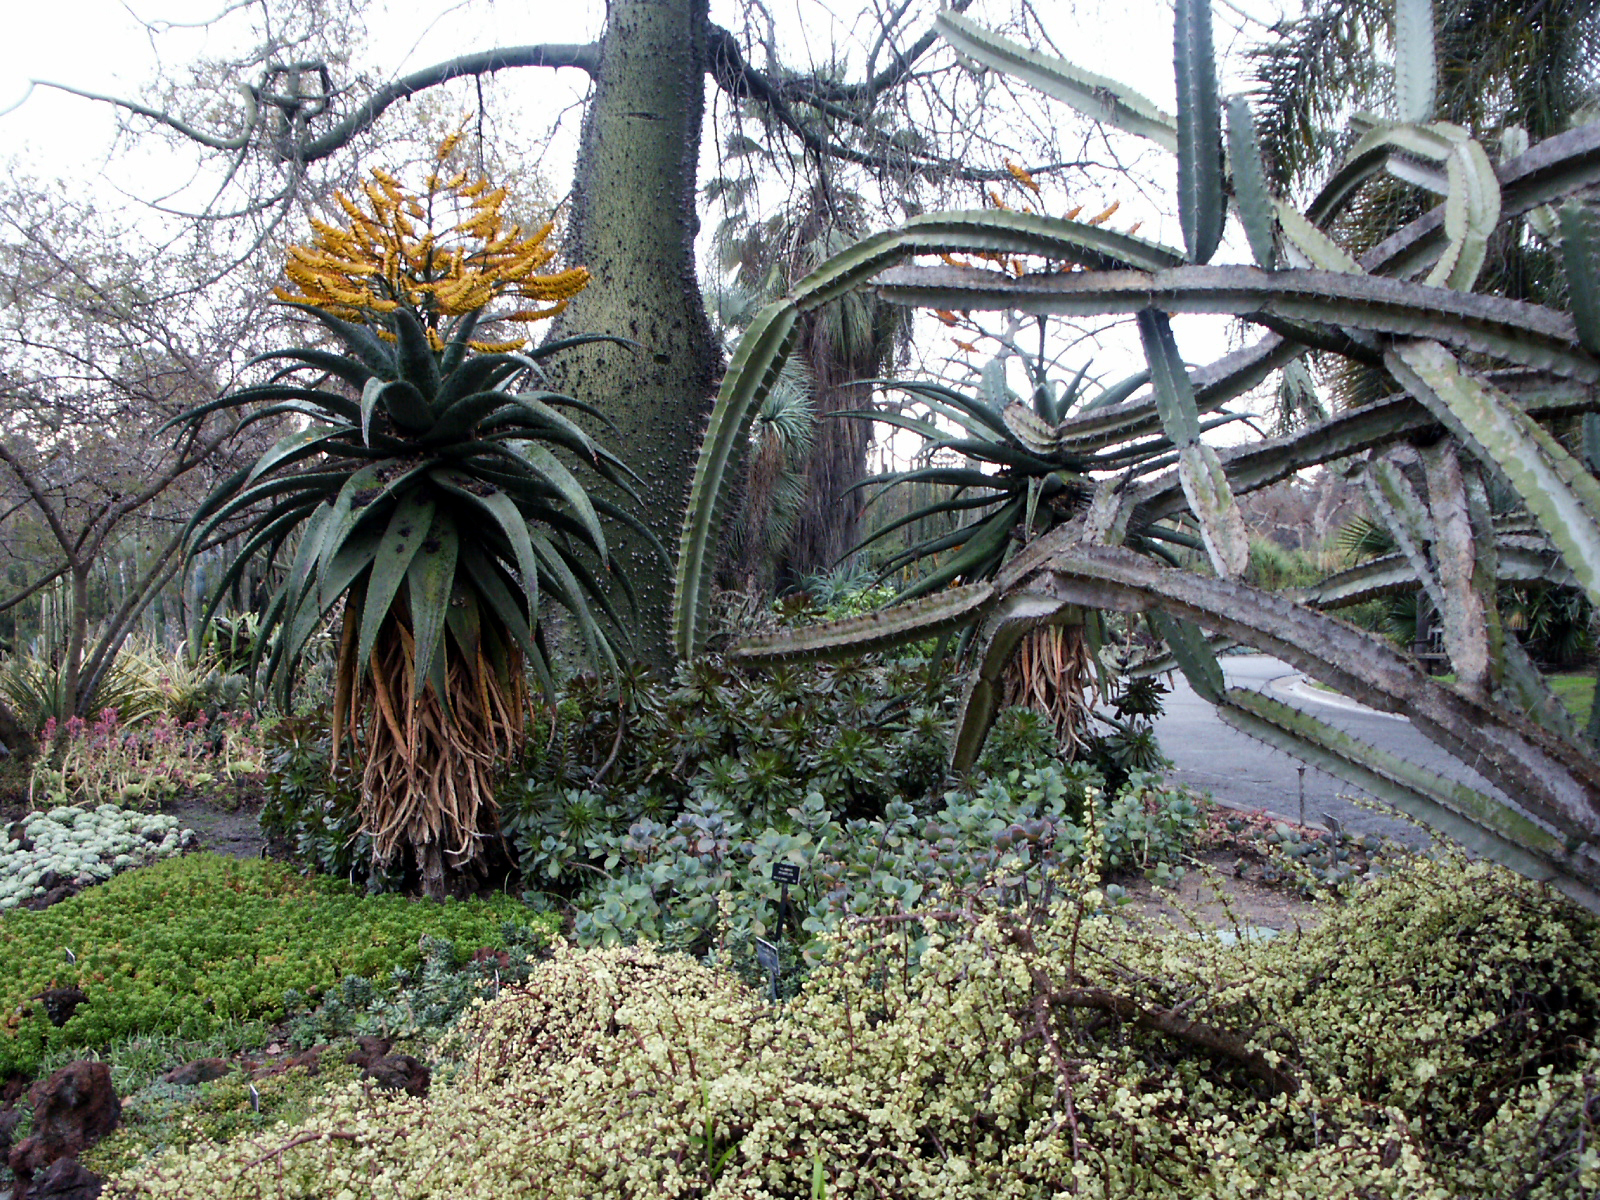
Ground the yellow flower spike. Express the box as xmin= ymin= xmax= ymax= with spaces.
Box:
xmin=1087 ymin=200 xmax=1120 ymax=225
xmin=277 ymin=134 xmax=588 ymax=335
xmin=505 ymin=304 xmax=568 ymax=323
xmin=436 ymin=129 xmax=464 ymax=162
xmin=467 ymin=337 xmax=530 ymax=353
xmin=336 ymin=192 xmax=366 ymax=222
xmin=1005 ymin=158 xmax=1042 ymax=197
xmin=1064 ymin=204 xmax=1084 ymax=221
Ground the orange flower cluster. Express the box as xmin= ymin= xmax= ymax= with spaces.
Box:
xmin=274 ymin=135 xmax=589 ymax=352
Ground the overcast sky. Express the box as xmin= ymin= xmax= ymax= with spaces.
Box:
xmin=1 ymin=0 xmax=1291 ymax=178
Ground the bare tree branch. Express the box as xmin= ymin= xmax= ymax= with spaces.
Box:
xmin=30 ymin=78 xmax=259 ymax=150
xmin=294 ymin=43 xmax=600 ymax=161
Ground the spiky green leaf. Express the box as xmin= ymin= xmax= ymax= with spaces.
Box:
xmin=359 ymin=490 xmax=436 ymax=674
xmin=406 ymin=509 xmax=460 ymax=699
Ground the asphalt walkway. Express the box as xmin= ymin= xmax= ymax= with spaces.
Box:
xmin=1149 ymin=654 xmax=1492 ymax=846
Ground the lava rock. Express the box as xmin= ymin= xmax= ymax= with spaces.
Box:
xmin=31 ymin=989 xmax=89 ymax=1027
xmin=0 ymin=1106 xmax=20 ymax=1157
xmin=23 ymin=886 xmax=79 ymax=912
xmin=343 ymin=1037 xmax=393 ymax=1069
xmin=362 ymin=1054 xmax=430 ymax=1098
xmin=246 ymin=1046 xmax=324 ymax=1080
xmin=8 ymin=1061 xmax=120 ymax=1183
xmin=26 ymin=1155 xmax=104 ymax=1200
xmin=162 ymin=1057 xmax=230 ymax=1086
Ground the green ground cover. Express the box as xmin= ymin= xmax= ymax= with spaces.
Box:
xmin=0 ymin=854 xmax=555 ymax=1074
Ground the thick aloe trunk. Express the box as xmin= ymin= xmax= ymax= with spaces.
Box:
xmin=555 ymin=0 xmax=720 ymax=669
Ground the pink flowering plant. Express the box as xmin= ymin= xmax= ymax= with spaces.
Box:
xmin=29 ymin=706 xmax=265 ymax=809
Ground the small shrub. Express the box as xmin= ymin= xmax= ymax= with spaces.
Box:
xmin=258 ymin=715 xmax=389 ymax=886
xmin=0 ymin=853 xmax=557 ymax=1075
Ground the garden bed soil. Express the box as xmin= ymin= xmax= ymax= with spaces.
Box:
xmin=1117 ymin=848 xmax=1324 ymax=933
xmin=2 ymin=786 xmax=275 ymax=867
xmin=165 ymin=797 xmax=272 ymax=861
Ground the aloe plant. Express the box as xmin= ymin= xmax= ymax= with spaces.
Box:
xmin=171 ymin=148 xmax=646 ymax=896
xmin=672 ymin=0 xmax=1600 ymax=910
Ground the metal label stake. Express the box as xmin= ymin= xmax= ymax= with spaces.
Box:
xmin=758 ymin=862 xmax=803 ymax=1002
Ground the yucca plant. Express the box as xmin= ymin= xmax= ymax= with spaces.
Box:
xmin=675 ymin=0 xmax=1600 ymax=912
xmin=170 ymin=136 xmax=648 ymax=896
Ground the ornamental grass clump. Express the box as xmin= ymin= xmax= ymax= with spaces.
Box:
xmin=108 ymin=855 xmax=1600 ymax=1198
xmin=168 ymin=132 xmax=647 ymax=896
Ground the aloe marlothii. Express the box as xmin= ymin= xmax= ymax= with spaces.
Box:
xmin=672 ymin=0 xmax=1600 ymax=908
xmin=170 ymin=142 xmax=647 ymax=896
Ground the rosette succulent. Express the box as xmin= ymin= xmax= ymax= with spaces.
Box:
xmin=170 ymin=137 xmax=648 ymax=894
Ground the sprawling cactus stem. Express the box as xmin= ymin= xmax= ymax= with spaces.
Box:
xmin=677 ymin=16 xmax=1600 ymax=911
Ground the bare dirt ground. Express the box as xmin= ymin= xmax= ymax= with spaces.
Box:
xmin=1115 ymin=848 xmax=1324 ymax=934
xmin=165 ymin=797 xmax=271 ymax=860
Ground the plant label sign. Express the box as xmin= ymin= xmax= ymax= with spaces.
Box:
xmin=755 ymin=937 xmax=779 ymax=974
xmin=771 ymin=863 xmax=801 ymax=885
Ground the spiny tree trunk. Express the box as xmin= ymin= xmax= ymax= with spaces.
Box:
xmin=553 ymin=0 xmax=720 ymax=671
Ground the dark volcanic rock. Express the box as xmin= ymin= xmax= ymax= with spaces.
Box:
xmin=248 ymin=1045 xmax=325 ymax=1080
xmin=343 ymin=1037 xmax=393 ymax=1069
xmin=361 ymin=1054 xmax=430 ymax=1098
xmin=33 ymin=988 xmax=89 ymax=1027
xmin=25 ymin=1155 xmax=104 ymax=1200
xmin=0 ymin=1106 xmax=20 ymax=1156
xmin=8 ymin=1061 xmax=120 ymax=1183
xmin=162 ymin=1057 xmax=231 ymax=1086
xmin=23 ymin=885 xmax=79 ymax=911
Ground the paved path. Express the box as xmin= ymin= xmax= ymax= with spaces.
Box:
xmin=1151 ymin=654 xmax=1500 ymax=846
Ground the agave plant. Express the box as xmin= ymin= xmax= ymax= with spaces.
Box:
xmin=675 ymin=0 xmax=1600 ymax=912
xmin=170 ymin=142 xmax=648 ymax=895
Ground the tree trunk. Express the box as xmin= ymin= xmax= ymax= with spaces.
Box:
xmin=64 ymin=565 xmax=89 ymax=717
xmin=553 ymin=0 xmax=720 ymax=670
xmin=778 ymin=316 xmax=876 ymax=589
xmin=777 ymin=298 xmax=897 ymax=589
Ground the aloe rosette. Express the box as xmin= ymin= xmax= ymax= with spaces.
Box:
xmin=170 ymin=146 xmax=647 ymax=893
